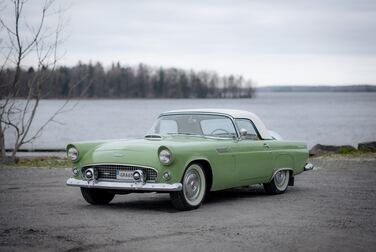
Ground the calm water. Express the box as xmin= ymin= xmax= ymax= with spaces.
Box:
xmin=4 ymin=92 xmax=376 ymax=149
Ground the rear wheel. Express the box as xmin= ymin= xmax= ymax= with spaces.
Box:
xmin=263 ymin=170 xmax=290 ymax=195
xmin=170 ymin=163 xmax=207 ymax=211
xmin=80 ymin=188 xmax=115 ymax=205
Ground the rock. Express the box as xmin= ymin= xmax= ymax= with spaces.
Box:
xmin=358 ymin=141 xmax=376 ymax=152
xmin=309 ymin=144 xmax=356 ymax=156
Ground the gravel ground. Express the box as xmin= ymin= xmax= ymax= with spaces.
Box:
xmin=0 ymin=156 xmax=375 ymax=252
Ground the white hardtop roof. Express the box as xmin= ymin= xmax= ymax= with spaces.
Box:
xmin=162 ymin=108 xmax=272 ymax=139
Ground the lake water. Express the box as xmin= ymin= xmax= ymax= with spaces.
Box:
xmin=4 ymin=92 xmax=376 ymax=150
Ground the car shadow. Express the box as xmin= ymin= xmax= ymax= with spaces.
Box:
xmin=119 ymin=186 xmax=269 ymax=211
xmin=77 ymin=186 xmax=296 ymax=213
xmin=108 ymin=196 xmax=178 ymax=213
xmin=75 ymin=193 xmax=178 ymax=213
xmin=204 ymin=186 xmax=267 ymax=205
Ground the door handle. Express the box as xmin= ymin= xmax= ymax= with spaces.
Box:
xmin=263 ymin=143 xmax=270 ymax=149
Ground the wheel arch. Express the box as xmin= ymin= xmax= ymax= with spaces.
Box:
xmin=272 ymin=154 xmax=295 ymax=179
xmin=185 ymin=159 xmax=213 ymax=192
xmin=269 ymin=167 xmax=294 ymax=182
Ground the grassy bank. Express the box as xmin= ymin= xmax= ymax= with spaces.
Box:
xmin=3 ymin=156 xmax=72 ymax=168
xmin=311 ymin=149 xmax=376 ymax=158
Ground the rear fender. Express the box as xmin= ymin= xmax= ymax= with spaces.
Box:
xmin=270 ymin=154 xmax=294 ymax=182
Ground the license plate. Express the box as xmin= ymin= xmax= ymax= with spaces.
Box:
xmin=116 ymin=170 xmax=134 ymax=180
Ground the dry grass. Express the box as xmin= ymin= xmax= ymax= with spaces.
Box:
xmin=3 ymin=156 xmax=72 ymax=168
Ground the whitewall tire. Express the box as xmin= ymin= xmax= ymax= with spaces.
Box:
xmin=263 ymin=170 xmax=290 ymax=195
xmin=170 ymin=163 xmax=207 ymax=210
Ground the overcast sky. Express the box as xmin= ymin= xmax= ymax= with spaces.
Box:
xmin=2 ymin=0 xmax=376 ymax=86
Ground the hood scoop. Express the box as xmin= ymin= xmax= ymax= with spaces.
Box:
xmin=144 ymin=134 xmax=162 ymax=140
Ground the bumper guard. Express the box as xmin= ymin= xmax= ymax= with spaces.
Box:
xmin=304 ymin=163 xmax=314 ymax=171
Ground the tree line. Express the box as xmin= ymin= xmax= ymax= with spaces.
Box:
xmin=0 ymin=62 xmax=255 ymax=99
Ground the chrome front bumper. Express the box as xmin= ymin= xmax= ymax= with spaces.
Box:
xmin=66 ymin=178 xmax=182 ymax=192
xmin=304 ymin=163 xmax=314 ymax=171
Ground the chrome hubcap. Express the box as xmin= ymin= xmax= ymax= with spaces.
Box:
xmin=182 ymin=164 xmax=206 ymax=206
xmin=274 ymin=170 xmax=289 ymax=191
xmin=184 ymin=171 xmax=201 ymax=201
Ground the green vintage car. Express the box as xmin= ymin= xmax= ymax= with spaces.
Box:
xmin=66 ymin=109 xmax=313 ymax=210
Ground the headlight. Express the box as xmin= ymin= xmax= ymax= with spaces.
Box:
xmin=159 ymin=149 xmax=172 ymax=165
xmin=67 ymin=147 xmax=79 ymax=161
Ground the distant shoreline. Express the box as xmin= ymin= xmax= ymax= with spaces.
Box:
xmin=7 ymin=89 xmax=376 ymax=101
xmin=256 ymin=85 xmax=376 ymax=92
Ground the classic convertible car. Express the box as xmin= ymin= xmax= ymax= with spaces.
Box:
xmin=66 ymin=109 xmax=313 ymax=210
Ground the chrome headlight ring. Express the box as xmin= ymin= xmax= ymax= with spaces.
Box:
xmin=67 ymin=146 xmax=79 ymax=162
xmin=159 ymin=147 xmax=172 ymax=165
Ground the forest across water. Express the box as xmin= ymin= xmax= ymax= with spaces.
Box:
xmin=0 ymin=62 xmax=255 ymax=99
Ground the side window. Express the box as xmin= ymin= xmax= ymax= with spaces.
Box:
xmin=200 ymin=118 xmax=236 ymax=138
xmin=159 ymin=120 xmax=178 ymax=134
xmin=235 ymin=119 xmax=259 ymax=140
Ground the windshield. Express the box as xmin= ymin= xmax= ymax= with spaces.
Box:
xmin=147 ymin=114 xmax=238 ymax=139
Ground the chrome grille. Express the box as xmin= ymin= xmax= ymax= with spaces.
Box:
xmin=82 ymin=164 xmax=157 ymax=182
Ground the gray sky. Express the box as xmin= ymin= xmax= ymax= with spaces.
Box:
xmin=2 ymin=0 xmax=376 ymax=86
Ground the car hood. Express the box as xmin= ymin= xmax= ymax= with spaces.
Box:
xmin=93 ymin=135 xmax=222 ymax=152
xmin=77 ymin=135 xmax=224 ymax=166
xmin=95 ymin=139 xmax=161 ymax=152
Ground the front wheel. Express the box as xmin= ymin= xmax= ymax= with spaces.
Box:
xmin=263 ymin=170 xmax=290 ymax=195
xmin=170 ymin=163 xmax=207 ymax=211
xmin=80 ymin=188 xmax=115 ymax=205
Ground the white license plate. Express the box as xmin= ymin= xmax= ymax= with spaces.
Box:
xmin=116 ymin=170 xmax=134 ymax=180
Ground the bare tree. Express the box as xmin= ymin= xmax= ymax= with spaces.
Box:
xmin=0 ymin=0 xmax=68 ymax=161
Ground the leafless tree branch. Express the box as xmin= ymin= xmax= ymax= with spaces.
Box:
xmin=0 ymin=0 xmax=73 ymax=161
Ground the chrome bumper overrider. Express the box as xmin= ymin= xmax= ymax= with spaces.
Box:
xmin=304 ymin=163 xmax=314 ymax=171
xmin=66 ymin=178 xmax=182 ymax=192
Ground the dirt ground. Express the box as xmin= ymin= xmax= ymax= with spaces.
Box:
xmin=0 ymin=156 xmax=375 ymax=252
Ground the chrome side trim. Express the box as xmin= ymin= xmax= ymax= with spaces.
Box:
xmin=304 ymin=163 xmax=314 ymax=171
xmin=216 ymin=147 xmax=231 ymax=153
xmin=66 ymin=178 xmax=182 ymax=192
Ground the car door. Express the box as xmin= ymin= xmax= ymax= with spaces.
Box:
xmin=233 ymin=119 xmax=273 ymax=184
xmin=199 ymin=116 xmax=239 ymax=189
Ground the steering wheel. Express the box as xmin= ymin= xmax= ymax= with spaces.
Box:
xmin=210 ymin=128 xmax=231 ymax=135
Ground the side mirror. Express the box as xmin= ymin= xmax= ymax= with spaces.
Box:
xmin=240 ymin=128 xmax=247 ymax=137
